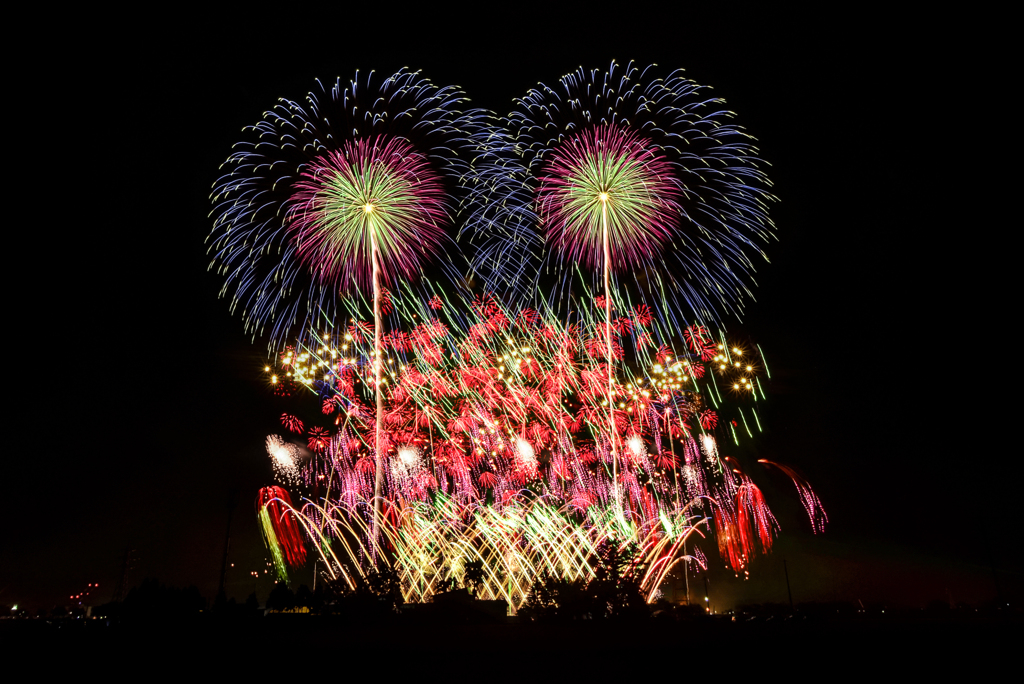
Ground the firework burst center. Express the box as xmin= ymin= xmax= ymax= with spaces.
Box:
xmin=287 ymin=136 xmax=449 ymax=291
xmin=537 ymin=123 xmax=681 ymax=272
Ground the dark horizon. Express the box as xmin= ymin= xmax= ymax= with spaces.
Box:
xmin=6 ymin=7 xmax=1013 ymax=614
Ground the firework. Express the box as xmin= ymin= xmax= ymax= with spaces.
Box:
xmin=256 ymin=486 xmax=307 ymax=583
xmin=251 ymin=298 xmax=819 ymax=608
xmin=469 ymin=61 xmax=775 ymax=333
xmin=265 ymin=435 xmax=302 ymax=486
xmin=208 ymin=69 xmax=495 ymax=351
xmin=281 ymin=413 xmax=304 ymax=434
xmin=208 ymin=64 xmax=822 ymax=612
xmin=287 ymin=136 xmax=449 ymax=292
xmin=209 ymin=69 xmax=504 ymax=552
xmin=536 ymin=123 xmax=682 ymax=273
xmin=758 ymin=460 xmax=829 ymax=534
xmin=284 ymin=493 xmax=703 ymax=607
xmin=463 ymin=62 xmax=776 ymax=525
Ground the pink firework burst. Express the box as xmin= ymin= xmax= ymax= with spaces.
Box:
xmin=287 ymin=136 xmax=449 ymax=292
xmin=535 ymin=123 xmax=681 ymax=272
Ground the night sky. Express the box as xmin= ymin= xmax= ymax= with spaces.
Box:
xmin=8 ymin=7 xmax=1012 ymax=612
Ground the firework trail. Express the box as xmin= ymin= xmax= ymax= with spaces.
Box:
xmin=759 ymin=460 xmax=829 ymax=534
xmin=256 ymin=486 xmax=307 ymax=582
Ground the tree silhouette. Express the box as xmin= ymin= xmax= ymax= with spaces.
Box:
xmin=266 ymin=582 xmax=296 ymax=611
xmin=463 ymin=560 xmax=485 ymax=597
xmin=520 ymin=572 xmax=591 ymax=621
xmin=589 ymin=540 xmax=649 ymax=620
xmin=320 ymin=565 xmax=404 ymax=619
xmin=118 ymin=578 xmax=206 ymax=620
xmin=294 ymin=584 xmax=313 ymax=609
xmin=521 ymin=540 xmax=650 ymax=621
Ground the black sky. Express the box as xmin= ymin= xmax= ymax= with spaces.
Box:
xmin=8 ymin=6 xmax=1011 ymax=611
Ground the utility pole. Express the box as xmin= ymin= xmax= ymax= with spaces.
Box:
xmin=111 ymin=545 xmax=134 ymax=603
xmin=684 ymin=554 xmax=690 ymax=605
xmin=217 ymin=489 xmax=239 ymax=600
xmin=783 ymin=558 xmax=794 ymax=612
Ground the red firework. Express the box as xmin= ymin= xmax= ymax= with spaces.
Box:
xmin=380 ymin=287 xmax=394 ymax=315
xmin=759 ymin=460 xmax=829 ymax=534
xmin=735 ymin=478 xmax=778 ymax=556
xmin=256 ymin=486 xmax=307 ymax=567
xmin=307 ymin=427 xmax=330 ymax=452
xmin=253 ymin=302 xmax=817 ymax=575
xmin=655 ymin=345 xmax=674 ymax=364
xmin=348 ymin=321 xmax=372 ymax=344
xmin=684 ymin=325 xmax=711 ymax=351
xmin=281 ymin=413 xmax=304 ymax=433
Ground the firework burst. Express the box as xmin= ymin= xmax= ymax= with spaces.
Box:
xmin=208 ymin=63 xmax=823 ymax=612
xmin=250 ymin=297 xmax=820 ymax=607
xmin=207 ymin=68 xmax=495 ymax=351
xmin=536 ymin=123 xmax=681 ymax=272
xmin=288 ymin=136 xmax=449 ymax=292
xmin=469 ymin=61 xmax=775 ymax=331
xmin=266 ymin=434 xmax=302 ymax=486
xmin=209 ymin=69 xmax=507 ymax=552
